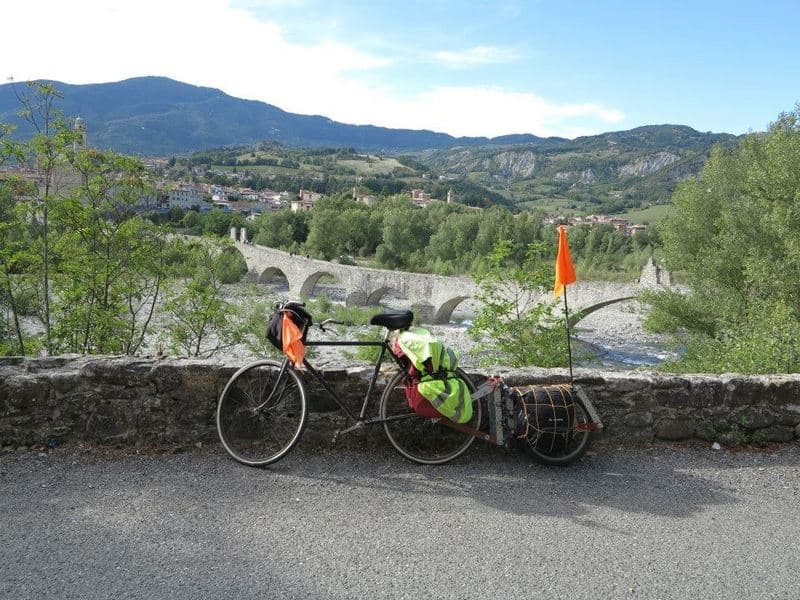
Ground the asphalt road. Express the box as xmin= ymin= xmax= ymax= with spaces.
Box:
xmin=2 ymin=440 xmax=799 ymax=600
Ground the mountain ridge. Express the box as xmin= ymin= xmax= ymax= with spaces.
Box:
xmin=0 ymin=76 xmax=564 ymax=155
xmin=0 ymin=76 xmax=736 ymax=157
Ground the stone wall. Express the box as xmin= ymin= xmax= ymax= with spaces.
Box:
xmin=2 ymin=356 xmax=799 ymax=450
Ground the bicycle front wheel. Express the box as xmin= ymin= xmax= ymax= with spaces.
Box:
xmin=217 ymin=360 xmax=307 ymax=466
xmin=380 ymin=368 xmax=482 ymax=465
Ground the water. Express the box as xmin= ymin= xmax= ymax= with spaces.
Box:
xmin=573 ymin=338 xmax=676 ymax=370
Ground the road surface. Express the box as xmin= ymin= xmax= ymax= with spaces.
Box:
xmin=2 ymin=441 xmax=799 ymax=599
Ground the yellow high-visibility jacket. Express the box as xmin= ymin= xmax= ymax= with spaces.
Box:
xmin=396 ymin=327 xmax=473 ymax=423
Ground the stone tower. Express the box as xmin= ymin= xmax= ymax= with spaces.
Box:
xmin=73 ymin=116 xmax=87 ymax=150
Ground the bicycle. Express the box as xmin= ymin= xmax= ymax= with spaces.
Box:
xmin=216 ymin=302 xmax=484 ymax=466
xmin=216 ymin=301 xmax=602 ymax=468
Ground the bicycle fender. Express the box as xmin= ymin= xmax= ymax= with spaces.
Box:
xmin=572 ymin=384 xmax=604 ymax=431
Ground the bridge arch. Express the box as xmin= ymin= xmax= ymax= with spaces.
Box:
xmin=258 ymin=266 xmax=290 ymax=289
xmin=299 ymin=270 xmax=340 ymax=299
xmin=433 ymin=296 xmax=471 ymax=325
xmin=568 ymin=296 xmax=636 ymax=328
xmin=366 ymin=286 xmax=402 ymax=306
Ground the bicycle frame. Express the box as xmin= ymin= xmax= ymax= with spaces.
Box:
xmin=294 ymin=330 xmax=407 ymax=427
xmin=288 ymin=328 xmax=494 ymax=444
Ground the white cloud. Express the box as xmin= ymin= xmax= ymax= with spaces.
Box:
xmin=4 ymin=1 xmax=625 ymax=139
xmin=5 ymin=0 xmax=387 ymax=98
xmin=327 ymin=86 xmax=625 ymax=139
xmin=434 ymin=45 xmax=520 ymax=68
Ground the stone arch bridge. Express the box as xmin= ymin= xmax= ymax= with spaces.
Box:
xmin=230 ymin=229 xmax=675 ymax=324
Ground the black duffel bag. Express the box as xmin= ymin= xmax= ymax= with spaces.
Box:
xmin=511 ymin=384 xmax=576 ymax=455
xmin=266 ymin=301 xmax=313 ymax=351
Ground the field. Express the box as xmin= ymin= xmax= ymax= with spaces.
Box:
xmin=617 ymin=203 xmax=673 ymax=224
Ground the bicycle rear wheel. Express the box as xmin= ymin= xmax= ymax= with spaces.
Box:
xmin=217 ymin=360 xmax=307 ymax=466
xmin=380 ymin=368 xmax=482 ymax=465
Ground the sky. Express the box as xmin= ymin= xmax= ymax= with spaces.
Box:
xmin=5 ymin=0 xmax=800 ymax=139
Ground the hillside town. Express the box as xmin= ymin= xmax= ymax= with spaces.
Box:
xmin=1 ymin=159 xmax=649 ymax=237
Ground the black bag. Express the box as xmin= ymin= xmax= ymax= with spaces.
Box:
xmin=512 ymin=384 xmax=576 ymax=454
xmin=266 ymin=302 xmax=313 ymax=351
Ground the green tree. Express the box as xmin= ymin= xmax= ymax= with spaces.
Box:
xmin=163 ymin=240 xmax=242 ymax=357
xmin=252 ymin=209 xmax=309 ymax=250
xmin=468 ymin=240 xmax=568 ymax=368
xmin=375 ymin=197 xmax=430 ymax=269
xmin=47 ymin=148 xmax=166 ymax=354
xmin=644 ymin=108 xmax=800 ymax=373
xmin=0 ymin=127 xmax=30 ymax=354
xmin=13 ymin=81 xmax=81 ymax=353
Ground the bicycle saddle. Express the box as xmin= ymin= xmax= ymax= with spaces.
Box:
xmin=370 ymin=310 xmax=414 ymax=330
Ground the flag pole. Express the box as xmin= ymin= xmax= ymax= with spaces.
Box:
xmin=562 ymin=286 xmax=574 ymax=381
xmin=554 ymin=225 xmax=577 ymax=381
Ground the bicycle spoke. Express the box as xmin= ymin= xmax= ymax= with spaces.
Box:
xmin=217 ymin=360 xmax=307 ymax=466
xmin=380 ymin=369 xmax=481 ymax=465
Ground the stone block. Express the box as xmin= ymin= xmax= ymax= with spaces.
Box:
xmin=625 ymin=428 xmax=656 ymax=443
xmin=79 ymin=358 xmax=154 ymax=388
xmin=687 ymin=379 xmax=725 ymax=408
xmin=762 ymin=378 xmax=800 ymax=405
xmin=774 ymin=409 xmax=800 ymax=427
xmin=592 ymin=387 xmax=639 ymax=410
xmin=724 ymin=378 xmax=767 ymax=406
xmin=650 ymin=375 xmax=691 ymax=390
xmin=752 ymin=426 xmax=796 ymax=443
xmin=654 ymin=418 xmax=695 ymax=440
xmin=653 ymin=382 xmax=691 ymax=407
xmin=734 ymin=406 xmax=775 ymax=431
xmin=717 ymin=430 xmax=746 ymax=446
xmin=1 ymin=375 xmax=50 ymax=412
xmin=85 ymin=404 xmax=135 ymax=443
xmin=622 ymin=411 xmax=654 ymax=428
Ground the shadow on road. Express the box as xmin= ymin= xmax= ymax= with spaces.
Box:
xmin=285 ymin=441 xmax=800 ymax=521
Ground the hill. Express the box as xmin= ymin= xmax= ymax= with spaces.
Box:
xmin=419 ymin=125 xmax=738 ymax=212
xmin=0 ymin=76 xmax=741 ymax=213
xmin=0 ymin=76 xmax=555 ymax=155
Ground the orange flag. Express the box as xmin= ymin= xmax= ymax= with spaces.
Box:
xmin=554 ymin=225 xmax=577 ymax=297
xmin=281 ymin=314 xmax=305 ymax=365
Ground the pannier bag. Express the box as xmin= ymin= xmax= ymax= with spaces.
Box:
xmin=403 ymin=366 xmax=445 ymax=419
xmin=512 ymin=384 xmax=576 ymax=453
xmin=266 ymin=302 xmax=312 ymax=364
xmin=395 ymin=327 xmax=473 ymax=423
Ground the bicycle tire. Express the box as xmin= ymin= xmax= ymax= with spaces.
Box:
xmin=522 ymin=394 xmax=594 ymax=466
xmin=380 ymin=367 xmax=482 ymax=465
xmin=217 ymin=359 xmax=307 ymax=466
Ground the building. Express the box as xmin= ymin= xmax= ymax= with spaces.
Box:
xmin=410 ymin=188 xmax=434 ymax=207
xmin=291 ymin=189 xmax=323 ymax=212
xmin=168 ymin=186 xmax=204 ymax=210
xmin=353 ymin=188 xmax=378 ymax=207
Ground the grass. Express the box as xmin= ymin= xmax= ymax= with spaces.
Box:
xmin=337 ymin=157 xmax=404 ymax=175
xmin=617 ymin=203 xmax=673 ymax=224
xmin=210 ymin=163 xmax=300 ymax=176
